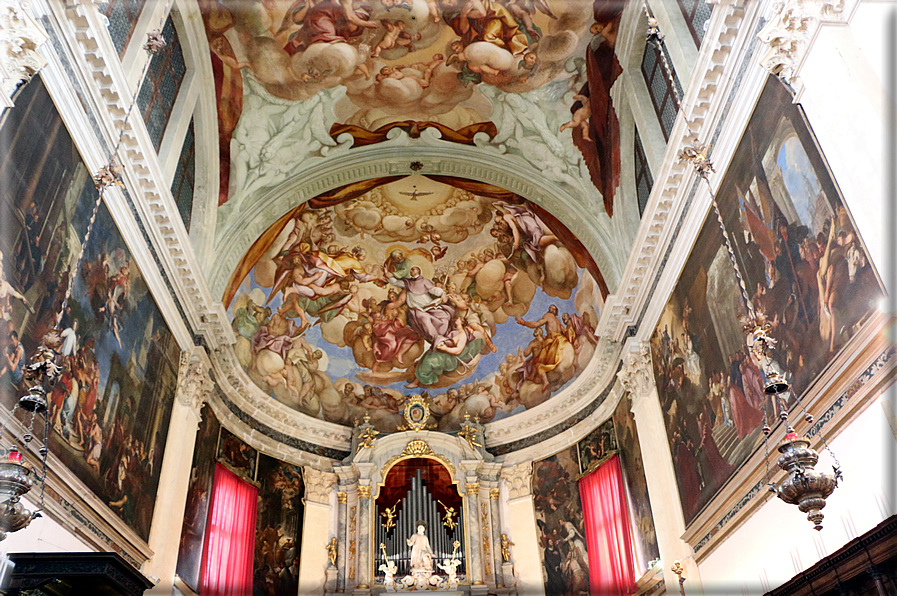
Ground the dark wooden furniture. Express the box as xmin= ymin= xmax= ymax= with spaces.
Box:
xmin=767 ymin=515 xmax=897 ymax=596
xmin=6 ymin=552 xmax=154 ymax=596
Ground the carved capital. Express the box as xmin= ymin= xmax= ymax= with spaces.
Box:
xmin=617 ymin=341 xmax=654 ymax=398
xmin=757 ymin=0 xmax=850 ymax=84
xmin=303 ymin=466 xmax=337 ymax=505
xmin=337 ymin=491 xmax=347 ymax=504
xmin=500 ymin=462 xmax=532 ymax=499
xmin=464 ymin=482 xmax=479 ymax=496
xmin=489 ymin=488 xmax=500 ymax=500
xmin=176 ymin=350 xmax=213 ymax=417
xmin=0 ymin=0 xmax=48 ymax=108
xmin=357 ymin=485 xmax=372 ymax=499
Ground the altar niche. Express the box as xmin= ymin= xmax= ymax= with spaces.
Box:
xmin=375 ymin=458 xmax=466 ymax=587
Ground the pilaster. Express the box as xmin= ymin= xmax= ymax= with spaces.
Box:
xmin=299 ymin=466 xmax=337 ymax=596
xmin=499 ymin=462 xmax=543 ymax=596
xmin=142 ymin=347 xmax=212 ymax=591
xmin=619 ymin=341 xmax=703 ymax=595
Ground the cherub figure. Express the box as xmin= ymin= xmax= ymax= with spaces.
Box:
xmin=437 ymin=557 xmax=461 ymax=589
xmin=560 ymin=94 xmax=592 ymax=141
xmin=376 ymin=65 xmax=430 ymax=87
xmin=372 ymin=20 xmax=420 ymax=56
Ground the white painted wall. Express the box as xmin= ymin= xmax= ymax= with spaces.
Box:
xmin=698 ymin=394 xmax=896 ymax=595
xmin=0 ymin=497 xmax=92 ymax=555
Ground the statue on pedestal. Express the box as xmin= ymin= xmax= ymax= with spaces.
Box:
xmin=401 ymin=521 xmax=437 ymax=590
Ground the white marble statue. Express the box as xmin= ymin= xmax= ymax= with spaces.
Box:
xmin=437 ymin=557 xmax=461 ymax=589
xmin=379 ymin=558 xmax=398 ymax=592
xmin=406 ymin=523 xmax=434 ymax=571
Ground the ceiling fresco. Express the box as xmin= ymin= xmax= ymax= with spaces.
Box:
xmin=224 ymin=176 xmax=604 ymax=431
xmin=202 ymin=0 xmax=626 ymax=224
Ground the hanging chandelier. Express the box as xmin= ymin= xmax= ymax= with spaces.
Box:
xmin=641 ymin=6 xmax=841 ymax=530
xmin=0 ymin=22 xmax=168 ymax=540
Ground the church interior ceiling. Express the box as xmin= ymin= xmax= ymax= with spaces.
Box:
xmin=225 ymin=176 xmax=604 ymax=431
xmin=202 ymin=0 xmax=626 ymax=223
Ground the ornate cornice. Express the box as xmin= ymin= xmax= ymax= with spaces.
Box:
xmin=0 ymin=0 xmax=47 ymax=107
xmin=303 ymin=466 xmax=337 ymax=505
xmin=41 ymin=0 xmax=234 ymax=350
xmin=616 ymin=341 xmax=654 ymax=398
xmin=500 ymin=463 xmax=532 ymax=500
xmin=757 ymin=0 xmax=854 ymax=87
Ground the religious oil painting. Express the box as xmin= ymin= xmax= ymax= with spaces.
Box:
xmin=612 ymin=394 xmax=659 ymax=568
xmin=0 ymin=76 xmax=181 ymax=541
xmin=224 ymin=176 xmax=605 ymax=432
xmin=650 ymin=76 xmax=882 ymax=525
xmin=218 ymin=425 xmax=259 ymax=480
xmin=202 ymin=0 xmax=628 ymax=218
xmin=532 ymin=447 xmax=589 ymax=596
xmin=576 ymin=417 xmax=615 ymax=475
xmin=177 ymin=404 xmax=222 ymax=592
xmin=254 ymin=455 xmax=305 ymax=596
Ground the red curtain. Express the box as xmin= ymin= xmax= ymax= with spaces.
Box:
xmin=579 ymin=454 xmax=637 ymax=596
xmin=199 ymin=464 xmax=258 ymax=596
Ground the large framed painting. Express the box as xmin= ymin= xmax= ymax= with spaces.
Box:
xmin=650 ymin=76 xmax=882 ymax=524
xmin=0 ymin=76 xmax=182 ymax=541
xmin=532 ymin=447 xmax=589 ymax=596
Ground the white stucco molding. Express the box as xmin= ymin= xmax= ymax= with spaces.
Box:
xmin=175 ymin=347 xmax=213 ymax=424
xmin=500 ymin=462 xmax=533 ymax=501
xmin=757 ymin=0 xmax=857 ymax=93
xmin=0 ymin=0 xmax=47 ymax=108
xmin=616 ymin=340 xmax=654 ymax=399
xmin=303 ymin=466 xmax=338 ymax=506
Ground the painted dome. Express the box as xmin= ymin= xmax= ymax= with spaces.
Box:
xmin=225 ymin=176 xmax=605 ymax=431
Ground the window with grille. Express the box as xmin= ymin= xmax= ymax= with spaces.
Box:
xmin=633 ymin=128 xmax=653 ymax=218
xmin=641 ymin=40 xmax=682 ymax=141
xmin=171 ymin=118 xmax=195 ymax=230
xmin=677 ymin=0 xmax=712 ymax=46
xmin=137 ymin=16 xmax=186 ymax=153
xmin=100 ymin=0 xmax=147 ymax=57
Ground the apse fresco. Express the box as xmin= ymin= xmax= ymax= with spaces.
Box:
xmin=177 ymin=404 xmax=221 ymax=591
xmin=651 ymin=77 xmax=882 ymax=525
xmin=201 ymin=0 xmax=625 ymax=214
xmin=254 ymin=455 xmax=305 ymax=596
xmin=532 ymin=447 xmax=589 ymax=595
xmin=612 ymin=395 xmax=659 ymax=568
xmin=224 ymin=176 xmax=603 ymax=431
xmin=0 ymin=76 xmax=180 ymax=541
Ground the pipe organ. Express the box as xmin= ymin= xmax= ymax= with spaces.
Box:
xmin=330 ymin=432 xmax=513 ymax=596
xmin=374 ymin=468 xmax=467 ymax=580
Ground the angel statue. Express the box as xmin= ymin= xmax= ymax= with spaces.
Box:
xmin=501 ymin=533 xmax=514 ymax=562
xmin=437 ymin=557 xmax=461 ymax=589
xmin=326 ymin=537 xmax=338 ymax=567
xmin=379 ymin=543 xmax=398 ymax=592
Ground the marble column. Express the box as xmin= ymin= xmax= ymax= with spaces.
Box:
xmin=618 ymin=341 xmax=703 ymax=594
xmin=354 ymin=462 xmax=375 ymax=594
xmin=500 ymin=462 xmax=543 ymax=596
xmin=336 ymin=490 xmax=348 ymax=592
xmin=142 ymin=349 xmax=212 ymax=593
xmin=298 ymin=466 xmax=337 ymax=596
xmin=355 ymin=483 xmax=373 ymax=593
xmin=488 ymin=487 xmax=504 ymax=588
xmin=461 ymin=460 xmax=485 ymax=593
